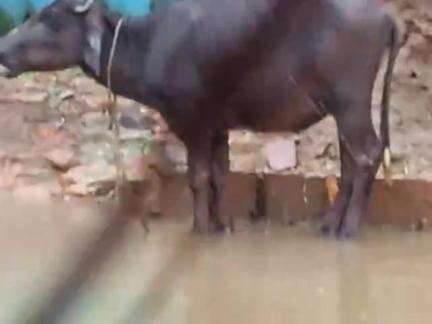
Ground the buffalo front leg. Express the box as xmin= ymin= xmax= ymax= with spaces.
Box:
xmin=209 ymin=133 xmax=230 ymax=232
xmin=320 ymin=135 xmax=355 ymax=236
xmin=187 ymin=139 xmax=212 ymax=233
xmin=338 ymin=139 xmax=382 ymax=238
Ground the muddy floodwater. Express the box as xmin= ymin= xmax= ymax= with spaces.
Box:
xmin=1 ymin=199 xmax=432 ymax=324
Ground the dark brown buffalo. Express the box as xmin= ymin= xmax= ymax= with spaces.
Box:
xmin=0 ymin=0 xmax=402 ymax=237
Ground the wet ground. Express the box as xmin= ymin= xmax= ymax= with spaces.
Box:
xmin=1 ymin=199 xmax=432 ymax=324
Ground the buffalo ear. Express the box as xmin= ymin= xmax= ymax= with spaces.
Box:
xmin=82 ymin=5 xmax=105 ymax=76
xmin=104 ymin=10 xmax=122 ymax=32
xmin=81 ymin=2 xmax=121 ymax=76
xmin=83 ymin=24 xmax=103 ymax=76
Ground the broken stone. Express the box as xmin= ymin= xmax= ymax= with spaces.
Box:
xmin=80 ymin=112 xmax=110 ymax=134
xmin=0 ymin=160 xmax=23 ymax=189
xmin=61 ymin=158 xmax=157 ymax=196
xmin=59 ymin=90 xmax=75 ymax=101
xmin=230 ymin=152 xmax=266 ymax=174
xmin=124 ymin=155 xmax=153 ymax=182
xmin=119 ymin=105 xmax=157 ymax=130
xmin=131 ymin=173 xmax=162 ymax=217
xmin=44 ymin=148 xmax=77 ymax=170
xmin=61 ymin=163 xmax=117 ymax=196
xmin=35 ymin=124 xmax=60 ymax=140
xmin=316 ymin=143 xmax=338 ymax=160
xmin=72 ymin=76 xmax=105 ymax=94
xmin=13 ymin=181 xmax=61 ymax=203
xmin=120 ymin=115 xmax=141 ymax=129
xmin=165 ymin=142 xmax=187 ymax=165
xmin=62 ymin=163 xmax=116 ymax=185
xmin=63 ymin=183 xmax=91 ymax=196
xmin=144 ymin=172 xmax=162 ymax=216
xmin=0 ymin=151 xmax=7 ymax=162
xmin=79 ymin=140 xmax=115 ymax=165
xmin=141 ymin=142 xmax=178 ymax=176
xmin=139 ymin=116 xmax=158 ymax=130
xmin=79 ymin=94 xmax=107 ymax=111
xmin=325 ymin=175 xmax=339 ymax=205
xmin=23 ymin=105 xmax=59 ymax=124
xmin=15 ymin=164 xmax=52 ymax=181
xmin=119 ymin=127 xmax=152 ymax=140
xmin=264 ymin=138 xmax=297 ymax=171
xmin=0 ymin=91 xmax=48 ymax=103
xmin=229 ymin=131 xmax=262 ymax=155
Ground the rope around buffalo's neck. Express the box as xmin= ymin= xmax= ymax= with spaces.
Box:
xmin=106 ymin=18 xmax=125 ymax=201
xmin=107 ymin=18 xmax=124 ymax=97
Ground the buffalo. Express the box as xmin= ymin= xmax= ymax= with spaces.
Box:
xmin=0 ymin=0 xmax=402 ymax=236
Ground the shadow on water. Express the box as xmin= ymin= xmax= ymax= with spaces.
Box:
xmin=121 ymin=236 xmax=199 ymax=324
xmin=23 ymin=205 xmax=134 ymax=324
xmin=19 ymin=197 xmax=199 ymax=324
xmin=2 ymin=197 xmax=432 ymax=324
xmin=337 ymin=245 xmax=370 ymax=324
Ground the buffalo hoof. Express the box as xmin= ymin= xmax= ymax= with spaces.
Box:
xmin=336 ymin=216 xmax=360 ymax=239
xmin=192 ymin=220 xmax=228 ymax=234
xmin=320 ymin=222 xmax=338 ymax=237
xmin=192 ymin=223 xmax=209 ymax=234
xmin=211 ymin=218 xmax=227 ymax=233
xmin=318 ymin=210 xmax=342 ymax=237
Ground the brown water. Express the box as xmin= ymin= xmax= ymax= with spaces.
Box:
xmin=1 ymin=200 xmax=432 ymax=324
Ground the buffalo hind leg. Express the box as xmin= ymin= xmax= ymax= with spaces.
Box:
xmin=209 ymin=132 xmax=230 ymax=232
xmin=335 ymin=106 xmax=383 ymax=237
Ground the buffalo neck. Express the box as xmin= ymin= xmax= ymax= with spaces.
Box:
xmin=81 ymin=14 xmax=164 ymax=108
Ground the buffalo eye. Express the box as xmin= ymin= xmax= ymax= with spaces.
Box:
xmin=38 ymin=9 xmax=66 ymax=33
